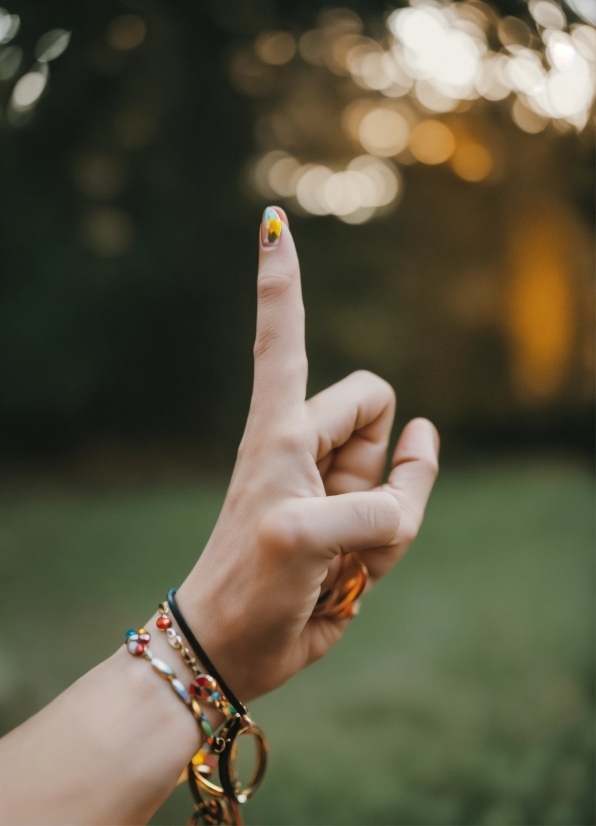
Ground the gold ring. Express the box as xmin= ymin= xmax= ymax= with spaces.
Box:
xmin=312 ymin=553 xmax=368 ymax=620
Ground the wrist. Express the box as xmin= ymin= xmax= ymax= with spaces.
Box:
xmin=175 ymin=573 xmax=256 ymax=702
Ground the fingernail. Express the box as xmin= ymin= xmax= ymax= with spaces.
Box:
xmin=261 ymin=206 xmax=282 ymax=246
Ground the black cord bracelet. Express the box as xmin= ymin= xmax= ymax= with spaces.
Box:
xmin=166 ymin=588 xmax=247 ymax=716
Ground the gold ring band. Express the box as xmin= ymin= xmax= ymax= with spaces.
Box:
xmin=312 ymin=553 xmax=368 ymax=620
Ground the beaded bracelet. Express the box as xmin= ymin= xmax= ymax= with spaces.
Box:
xmin=125 ymin=627 xmax=214 ymax=746
xmin=125 ymin=628 xmax=191 ymax=704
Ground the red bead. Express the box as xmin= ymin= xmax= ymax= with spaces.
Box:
xmin=134 ymin=643 xmax=145 ymax=656
xmin=156 ymin=616 xmax=172 ymax=630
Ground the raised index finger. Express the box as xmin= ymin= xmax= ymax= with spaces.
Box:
xmin=252 ymin=207 xmax=308 ymax=417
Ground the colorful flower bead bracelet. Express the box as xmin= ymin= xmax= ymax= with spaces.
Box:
xmin=125 ymin=628 xmax=191 ymax=705
xmin=125 ymin=627 xmax=215 ymax=746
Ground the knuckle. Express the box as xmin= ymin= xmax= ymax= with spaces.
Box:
xmin=352 ymin=492 xmax=400 ymax=540
xmin=256 ymin=270 xmax=293 ymax=303
xmin=253 ymin=324 xmax=278 ymax=360
xmin=351 ymin=497 xmax=380 ymax=535
xmin=351 ymin=368 xmax=377 ymax=384
xmin=377 ymin=491 xmax=401 ymax=528
xmin=257 ymin=505 xmax=303 ymax=555
xmin=274 ymin=426 xmax=305 ymax=455
xmin=352 ymin=370 xmax=396 ymax=404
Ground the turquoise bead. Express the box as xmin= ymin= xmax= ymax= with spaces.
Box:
xmin=125 ymin=629 xmax=136 ymax=638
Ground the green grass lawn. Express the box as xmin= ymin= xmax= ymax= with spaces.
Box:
xmin=0 ymin=458 xmax=593 ymax=825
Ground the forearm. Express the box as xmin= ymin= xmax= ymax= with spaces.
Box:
xmin=0 ymin=616 xmax=211 ymax=825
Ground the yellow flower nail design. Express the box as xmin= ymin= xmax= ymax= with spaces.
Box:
xmin=262 ymin=207 xmax=282 ymax=246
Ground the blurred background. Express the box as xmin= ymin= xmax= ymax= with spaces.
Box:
xmin=0 ymin=1 xmax=593 ymax=824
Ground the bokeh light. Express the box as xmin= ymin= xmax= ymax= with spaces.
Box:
xmin=358 ymin=108 xmax=410 ymax=157
xmin=0 ymin=8 xmax=19 ymax=44
xmin=571 ymin=25 xmax=596 ymax=61
xmin=106 ymin=14 xmax=146 ymax=52
xmin=0 ymin=13 xmax=72 ymax=127
xmin=512 ymin=96 xmax=549 ymax=132
xmin=267 ymin=154 xmax=301 ymax=196
xmin=11 ymin=70 xmax=47 ymax=111
xmin=238 ymin=0 xmax=596 ymax=220
xmin=0 ymin=45 xmax=21 ymax=80
xmin=81 ymin=207 xmax=134 ymax=258
xmin=254 ymin=31 xmax=296 ymax=65
xmin=566 ymin=0 xmax=596 ymax=25
xmin=295 ymin=164 xmax=334 ymax=215
xmin=35 ymin=29 xmax=70 ymax=63
xmin=529 ymin=0 xmax=567 ymax=30
xmin=451 ymin=141 xmax=493 ymax=181
xmin=72 ymin=153 xmax=129 ymax=200
xmin=409 ymin=119 xmax=456 ymax=164
xmin=506 ymin=215 xmax=575 ymax=399
xmin=252 ymin=149 xmax=401 ymax=222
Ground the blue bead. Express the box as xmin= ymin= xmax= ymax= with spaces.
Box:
xmin=212 ymin=692 xmax=221 ymax=700
xmin=125 ymin=629 xmax=136 ymax=638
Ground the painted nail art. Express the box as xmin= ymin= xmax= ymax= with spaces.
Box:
xmin=262 ymin=206 xmax=282 ymax=246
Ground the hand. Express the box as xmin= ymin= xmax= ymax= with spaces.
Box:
xmin=178 ymin=208 xmax=439 ymax=701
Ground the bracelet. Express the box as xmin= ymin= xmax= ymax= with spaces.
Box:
xmin=125 ymin=628 xmax=191 ymax=705
xmin=156 ymin=602 xmax=237 ymax=719
xmin=166 ymin=588 xmax=247 ymax=716
xmin=124 ymin=628 xmax=214 ymax=745
xmin=197 ymin=714 xmax=268 ymax=805
xmin=128 ymin=596 xmax=269 ymax=824
xmin=187 ymin=767 xmax=241 ymax=826
xmin=158 ymin=589 xmax=268 ymax=824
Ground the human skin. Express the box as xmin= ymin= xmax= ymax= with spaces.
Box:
xmin=0 ymin=209 xmax=439 ymax=825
